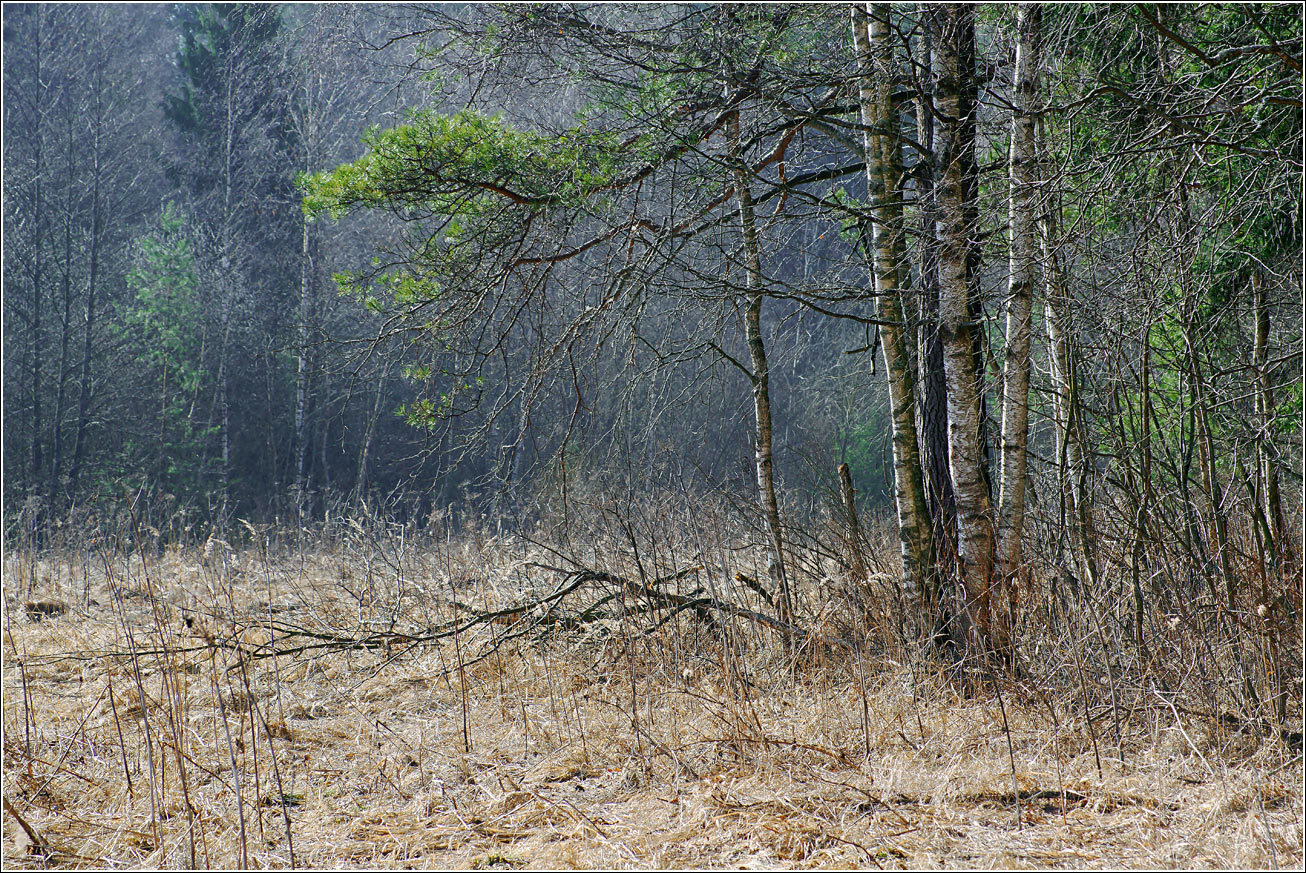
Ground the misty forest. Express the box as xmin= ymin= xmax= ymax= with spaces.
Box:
xmin=3 ymin=3 xmax=1302 ymax=868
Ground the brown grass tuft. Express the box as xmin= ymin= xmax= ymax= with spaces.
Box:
xmin=3 ymin=512 xmax=1300 ymax=868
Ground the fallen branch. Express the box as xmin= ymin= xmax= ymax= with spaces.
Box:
xmin=75 ymin=564 xmax=850 ymax=668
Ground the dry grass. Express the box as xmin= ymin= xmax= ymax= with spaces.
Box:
xmin=3 ymin=515 xmax=1301 ymax=869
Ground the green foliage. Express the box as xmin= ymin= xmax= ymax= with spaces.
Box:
xmin=301 ymin=110 xmax=626 ymax=352
xmin=164 ymin=3 xmax=287 ymax=194
xmin=118 ymin=203 xmax=215 ymax=500
xmin=301 ymin=109 xmax=634 ymax=434
xmin=123 ymin=206 xmax=202 ymax=389
xmin=1042 ymin=3 xmax=1302 ymax=502
xmin=841 ymin=413 xmax=893 ymax=509
xmin=301 ymin=109 xmax=622 ymax=221
xmin=299 ymin=6 xmax=838 ymax=454
xmin=1274 ymin=383 xmax=1303 ymax=436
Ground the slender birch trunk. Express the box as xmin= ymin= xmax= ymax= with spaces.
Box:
xmin=1042 ymin=228 xmax=1092 ymax=579
xmin=933 ymin=3 xmax=995 ymax=656
xmin=726 ymin=110 xmax=793 ymax=623
xmin=994 ymin=4 xmax=1041 ymax=654
xmin=1038 ymin=114 xmax=1099 ymax=596
xmin=216 ymin=58 xmax=237 ymax=523
xmin=294 ymin=55 xmax=320 ymax=515
xmin=295 ymin=200 xmax=312 ymax=511
xmin=851 ymin=3 xmax=935 ymax=606
xmin=1252 ymin=272 xmax=1285 ymax=565
xmin=355 ymin=367 xmax=387 ymax=503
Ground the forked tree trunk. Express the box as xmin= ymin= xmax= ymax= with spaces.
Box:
xmin=933 ymin=3 xmax=995 ymax=657
xmin=1251 ymin=271 xmax=1291 ymax=723
xmin=1252 ymin=272 xmax=1286 ymax=567
xmin=851 ymin=3 xmax=936 ymax=608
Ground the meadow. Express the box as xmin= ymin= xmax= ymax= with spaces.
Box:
xmin=3 ymin=502 xmax=1300 ymax=869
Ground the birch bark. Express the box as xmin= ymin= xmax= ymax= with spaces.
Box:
xmin=851 ymin=3 xmax=936 ymax=604
xmin=727 ymin=110 xmax=793 ymax=624
xmin=1038 ymin=114 xmax=1099 ymax=596
xmin=994 ymin=4 xmax=1041 ymax=653
xmin=933 ymin=3 xmax=995 ymax=654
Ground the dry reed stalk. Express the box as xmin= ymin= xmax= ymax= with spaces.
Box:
xmin=3 ymin=511 xmax=1300 ymax=869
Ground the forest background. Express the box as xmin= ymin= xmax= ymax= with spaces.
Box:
xmin=5 ymin=1 xmax=1302 ymax=658
xmin=2 ymin=3 xmax=1302 ymax=867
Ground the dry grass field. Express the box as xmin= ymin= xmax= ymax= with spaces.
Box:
xmin=3 ymin=510 xmax=1301 ymax=869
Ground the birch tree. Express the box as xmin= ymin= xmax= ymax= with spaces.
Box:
xmin=909 ymin=4 xmax=958 ymax=598
xmin=284 ymin=6 xmax=378 ymax=512
xmin=993 ymin=5 xmax=1041 ymax=655
xmin=850 ymin=3 xmax=935 ymax=607
xmin=304 ymin=6 xmax=863 ymax=618
xmin=932 ymin=3 xmax=995 ymax=656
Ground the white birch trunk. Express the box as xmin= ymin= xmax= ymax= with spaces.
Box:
xmin=994 ymin=4 xmax=1041 ymax=653
xmin=727 ymin=111 xmax=793 ymax=623
xmin=1038 ymin=112 xmax=1099 ymax=595
xmin=851 ymin=3 xmax=935 ymax=604
xmin=295 ymin=204 xmax=312 ymax=511
xmin=933 ymin=3 xmax=995 ymax=655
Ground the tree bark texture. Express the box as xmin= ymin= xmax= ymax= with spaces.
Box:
xmin=838 ymin=462 xmax=867 ymax=578
xmin=852 ymin=3 xmax=936 ymax=605
xmin=727 ymin=110 xmax=793 ymax=624
xmin=913 ymin=5 xmax=958 ymax=591
xmin=994 ymin=4 xmax=1041 ymax=654
xmin=932 ymin=3 xmax=995 ymax=656
xmin=1038 ymin=114 xmax=1099 ymax=596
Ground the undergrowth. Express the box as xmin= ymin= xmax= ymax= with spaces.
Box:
xmin=2 ymin=495 xmax=1301 ymax=868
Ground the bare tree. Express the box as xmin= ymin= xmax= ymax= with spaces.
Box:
xmin=851 ymin=3 xmax=935 ymax=606
xmin=284 ymin=6 xmax=384 ymax=512
xmin=993 ymin=4 xmax=1041 ymax=655
xmin=932 ymin=3 xmax=996 ymax=657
